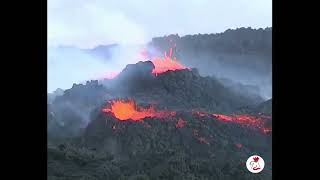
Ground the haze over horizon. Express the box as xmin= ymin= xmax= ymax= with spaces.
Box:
xmin=48 ymin=0 xmax=272 ymax=48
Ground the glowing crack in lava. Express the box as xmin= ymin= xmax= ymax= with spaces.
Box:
xmin=102 ymin=99 xmax=176 ymax=121
xmin=151 ymin=47 xmax=188 ymax=75
xmin=212 ymin=113 xmax=272 ymax=134
xmin=175 ymin=118 xmax=187 ymax=128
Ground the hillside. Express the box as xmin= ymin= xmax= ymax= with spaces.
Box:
xmin=48 ymin=59 xmax=272 ymax=179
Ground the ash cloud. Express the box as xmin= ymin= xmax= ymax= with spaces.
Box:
xmin=48 ymin=45 xmax=149 ymax=92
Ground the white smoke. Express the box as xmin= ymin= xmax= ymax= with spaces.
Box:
xmin=47 ymin=45 xmax=150 ymax=92
xmin=48 ymin=0 xmax=147 ymax=48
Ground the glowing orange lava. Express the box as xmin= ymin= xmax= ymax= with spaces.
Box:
xmin=151 ymin=46 xmax=188 ymax=75
xmin=212 ymin=113 xmax=272 ymax=134
xmin=101 ymin=100 xmax=271 ymax=134
xmin=102 ymin=100 xmax=176 ymax=121
xmin=101 ymin=44 xmax=188 ymax=80
xmin=176 ymin=118 xmax=187 ymax=128
xmin=212 ymin=114 xmax=233 ymax=122
xmin=151 ymin=56 xmax=187 ymax=75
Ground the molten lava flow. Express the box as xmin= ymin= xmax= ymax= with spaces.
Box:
xmin=212 ymin=114 xmax=233 ymax=122
xmin=176 ymin=118 xmax=187 ymax=128
xmin=195 ymin=111 xmax=207 ymax=117
xmin=212 ymin=113 xmax=272 ymax=133
xmin=102 ymin=100 xmax=176 ymax=121
xmin=102 ymin=99 xmax=271 ymax=134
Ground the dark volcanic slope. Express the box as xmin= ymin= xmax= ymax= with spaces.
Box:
xmin=102 ymin=61 xmax=264 ymax=112
xmin=48 ymin=106 xmax=272 ymax=180
xmin=255 ymin=99 xmax=272 ymax=115
xmin=48 ymin=61 xmax=264 ymax=137
xmin=150 ymin=28 xmax=271 ymax=56
xmin=48 ymin=80 xmax=109 ymax=138
xmin=48 ymin=61 xmax=271 ymax=180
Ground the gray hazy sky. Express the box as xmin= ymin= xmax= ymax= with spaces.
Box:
xmin=48 ymin=0 xmax=272 ymax=48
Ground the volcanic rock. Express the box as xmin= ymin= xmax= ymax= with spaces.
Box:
xmin=55 ymin=80 xmax=107 ymax=106
xmin=48 ymin=102 xmax=87 ymax=138
xmin=101 ymin=61 xmax=263 ymax=113
xmin=110 ymin=61 xmax=157 ymax=93
xmin=255 ymin=98 xmax=272 ymax=115
xmin=71 ymin=106 xmax=272 ymax=179
xmin=48 ymin=88 xmax=64 ymax=104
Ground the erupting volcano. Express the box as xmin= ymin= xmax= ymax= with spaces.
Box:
xmin=48 ymin=29 xmax=272 ymax=180
xmin=138 ymin=45 xmax=188 ymax=75
xmin=98 ymin=45 xmax=188 ymax=81
xmin=102 ymin=99 xmax=176 ymax=121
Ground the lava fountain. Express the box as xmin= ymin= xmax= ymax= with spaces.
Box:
xmin=97 ymin=44 xmax=188 ymax=81
xmin=151 ymin=47 xmax=188 ymax=75
xmin=102 ymin=99 xmax=176 ymax=121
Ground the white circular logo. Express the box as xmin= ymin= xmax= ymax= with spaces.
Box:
xmin=246 ymin=155 xmax=265 ymax=173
